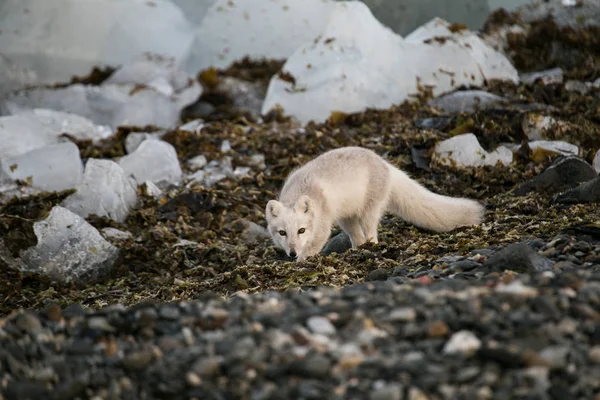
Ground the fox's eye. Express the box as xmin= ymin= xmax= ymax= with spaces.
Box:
xmin=279 ymin=230 xmax=286 ymax=236
xmin=298 ymin=228 xmax=306 ymax=234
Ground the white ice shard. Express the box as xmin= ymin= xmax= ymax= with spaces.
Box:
xmin=61 ymin=159 xmax=138 ymax=223
xmin=183 ymin=0 xmax=336 ymax=73
xmin=0 ymin=142 xmax=84 ymax=192
xmin=0 ymin=0 xmax=195 ymax=84
xmin=261 ymin=2 xmax=519 ymax=124
xmin=119 ymin=139 xmax=183 ymax=188
xmin=19 ymin=206 xmax=119 ymax=284
xmin=433 ymin=133 xmax=513 ymax=168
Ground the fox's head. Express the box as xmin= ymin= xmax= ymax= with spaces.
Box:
xmin=265 ymin=195 xmax=314 ymax=260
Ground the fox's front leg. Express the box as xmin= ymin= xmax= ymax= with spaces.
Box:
xmin=297 ymin=220 xmax=332 ymax=261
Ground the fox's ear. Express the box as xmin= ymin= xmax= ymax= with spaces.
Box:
xmin=296 ymin=195 xmax=313 ymax=214
xmin=266 ymin=200 xmax=282 ymax=220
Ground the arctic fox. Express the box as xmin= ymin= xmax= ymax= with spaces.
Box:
xmin=265 ymin=146 xmax=485 ymax=261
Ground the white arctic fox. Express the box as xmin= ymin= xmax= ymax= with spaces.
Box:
xmin=265 ymin=146 xmax=485 ymax=261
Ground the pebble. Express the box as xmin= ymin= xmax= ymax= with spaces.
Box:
xmin=443 ymin=330 xmax=482 ymax=355
xmin=307 ymin=316 xmax=336 ymax=336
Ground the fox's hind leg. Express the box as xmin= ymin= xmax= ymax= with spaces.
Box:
xmin=338 ymin=218 xmax=366 ymax=248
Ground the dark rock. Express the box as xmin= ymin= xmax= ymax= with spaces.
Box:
xmin=414 ymin=117 xmax=452 ymax=130
xmin=321 ymin=232 xmax=352 ymax=256
xmin=482 ymin=242 xmax=554 ymax=273
xmin=514 ymin=156 xmax=597 ymax=196
xmin=553 ymin=175 xmax=600 ymax=204
xmin=366 ymin=268 xmax=389 ymax=281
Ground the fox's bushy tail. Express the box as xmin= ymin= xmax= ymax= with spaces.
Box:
xmin=385 ymin=166 xmax=485 ymax=232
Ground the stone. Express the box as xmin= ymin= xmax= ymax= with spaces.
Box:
xmin=19 ymin=206 xmax=119 ymax=284
xmin=124 ymin=133 xmax=163 ymax=154
xmin=594 ymin=149 xmax=600 ymax=174
xmin=183 ymin=0 xmax=335 ymax=73
xmin=213 ymin=77 xmax=265 ymax=119
xmin=553 ymin=176 xmax=600 ymax=205
xmin=565 ymin=80 xmax=592 ymax=94
xmin=0 ymin=109 xmax=112 ymax=160
xmin=526 ymin=140 xmax=579 ymax=158
xmin=0 ymin=0 xmax=195 ymax=84
xmin=0 ymin=142 xmax=84 ymax=192
xmin=428 ymin=90 xmax=509 ymax=114
xmin=483 ymin=242 xmax=554 ymax=273
xmin=370 ymin=383 xmax=403 ymax=400
xmin=495 ymin=280 xmax=539 ymax=298
xmin=179 ymin=119 xmax=205 ymax=134
xmin=101 ymin=228 xmax=133 ymax=242
xmin=432 ymin=133 xmax=513 ymax=168
xmin=513 ymin=156 xmax=597 ymax=196
xmin=241 ymin=221 xmax=270 ymax=244
xmin=61 ymin=159 xmax=138 ymax=223
xmin=119 ymin=139 xmax=182 ymax=188
xmin=518 ymin=0 xmax=600 ymax=28
xmin=262 ymin=5 xmax=518 ymax=125
xmin=521 ymin=114 xmax=573 ymax=141
xmin=306 ymin=316 xmax=336 ymax=336
xmin=520 ymin=67 xmax=564 ymax=85
xmin=321 ymin=232 xmax=352 ymax=256
xmin=2 ymin=83 xmax=187 ymax=131
xmin=443 ymin=330 xmax=482 ymax=355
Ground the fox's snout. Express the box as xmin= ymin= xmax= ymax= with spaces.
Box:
xmin=289 ymin=250 xmax=297 ymax=259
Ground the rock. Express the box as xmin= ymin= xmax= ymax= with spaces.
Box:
xmin=513 ymin=156 xmax=597 ymax=196
xmin=495 ymin=280 xmax=539 ymax=298
xmin=553 ymin=176 xmax=600 ymax=205
xmin=520 ymin=67 xmax=564 ymax=85
xmin=241 ymin=221 xmax=270 ymax=244
xmin=565 ymin=80 xmax=592 ymax=95
xmin=306 ymin=316 xmax=336 ymax=336
xmin=0 ymin=0 xmax=195 ymax=84
xmin=539 ymin=346 xmax=570 ymax=369
xmin=0 ymin=142 xmax=84 ymax=192
xmin=483 ymin=242 xmax=554 ymax=274
xmin=119 ymin=139 xmax=182 ymax=188
xmin=589 ymin=346 xmax=600 ymax=364
xmin=19 ymin=206 xmax=119 ymax=284
xmin=61 ymin=159 xmax=138 ymax=223
xmin=527 ymin=140 xmax=579 ymax=158
xmin=521 ymin=114 xmax=573 ymax=141
xmin=321 ymin=232 xmax=352 ymax=256
xmin=388 ymin=307 xmax=417 ymax=322
xmin=0 ymin=109 xmax=112 ymax=160
xmin=101 ymin=228 xmax=133 ymax=242
xmin=370 ymin=383 xmax=403 ymax=400
xmin=0 ymin=54 xmax=37 ymax=98
xmin=594 ymin=149 xmax=600 ymax=174
xmin=518 ymin=0 xmax=600 ymax=28
xmin=183 ymin=0 xmax=335 ymax=73
xmin=432 ymin=133 xmax=513 ymax=168
xmin=366 ymin=268 xmax=390 ymax=282
xmin=102 ymin=53 xmax=202 ymax=110
xmin=262 ymin=5 xmax=518 ymax=125
xmin=443 ymin=330 xmax=482 ymax=355
xmin=428 ymin=90 xmax=509 ymax=114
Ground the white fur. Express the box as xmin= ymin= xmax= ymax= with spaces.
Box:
xmin=265 ymin=146 xmax=485 ymax=261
